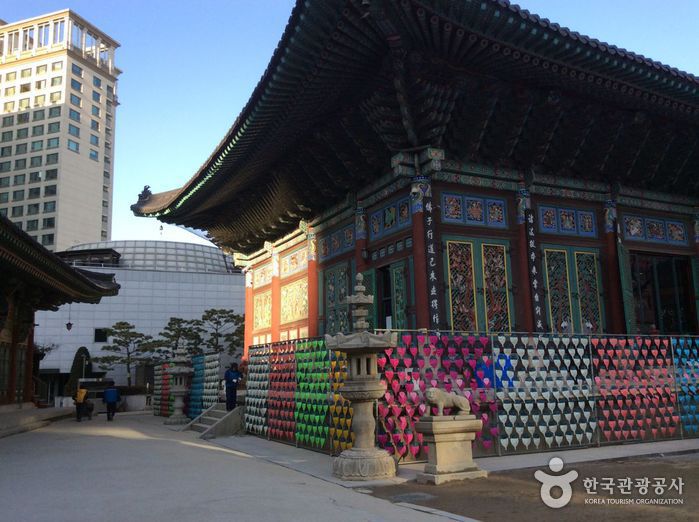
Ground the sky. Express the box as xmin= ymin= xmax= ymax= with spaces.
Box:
xmin=6 ymin=1 xmax=699 ymax=247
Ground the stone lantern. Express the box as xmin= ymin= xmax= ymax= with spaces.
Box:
xmin=164 ymin=346 xmax=193 ymax=425
xmin=325 ymin=274 xmax=396 ymax=480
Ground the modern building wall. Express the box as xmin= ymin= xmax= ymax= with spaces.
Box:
xmin=35 ymin=241 xmax=244 ymax=393
xmin=0 ymin=10 xmax=119 ymax=251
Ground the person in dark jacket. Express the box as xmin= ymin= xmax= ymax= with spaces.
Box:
xmin=103 ymin=384 xmax=120 ymax=421
xmin=224 ymin=363 xmax=242 ymax=411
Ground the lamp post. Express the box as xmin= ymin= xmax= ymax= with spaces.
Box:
xmin=325 ymin=274 xmax=396 ymax=480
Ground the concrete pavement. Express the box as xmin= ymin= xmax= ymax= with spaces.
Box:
xmin=0 ymin=413 xmax=452 ymax=522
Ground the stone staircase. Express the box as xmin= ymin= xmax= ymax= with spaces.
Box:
xmin=190 ymin=402 xmax=228 ymax=434
xmin=186 ymin=401 xmax=244 ymax=439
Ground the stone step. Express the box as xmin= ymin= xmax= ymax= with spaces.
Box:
xmin=207 ymin=409 xmax=227 ymax=419
xmin=200 ymin=415 xmax=218 ymax=426
xmin=190 ymin=423 xmax=208 ymax=433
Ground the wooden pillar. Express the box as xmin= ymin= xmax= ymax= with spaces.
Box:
xmin=307 ymin=230 xmax=319 ymax=337
xmin=7 ymin=295 xmax=17 ymax=404
xmin=516 ymin=184 xmax=534 ymax=333
xmin=270 ymin=250 xmax=281 ymax=342
xmin=243 ymin=268 xmax=253 ymax=360
xmin=354 ymin=207 xmax=368 ymax=274
xmin=24 ymin=324 xmax=35 ymax=403
xmin=411 ymin=177 xmax=430 ymax=329
xmin=604 ymin=199 xmax=624 ymax=333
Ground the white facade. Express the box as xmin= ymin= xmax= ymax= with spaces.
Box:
xmin=36 ymin=241 xmax=244 ymax=388
xmin=0 ymin=11 xmax=119 ymax=251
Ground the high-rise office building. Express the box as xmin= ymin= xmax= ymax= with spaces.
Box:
xmin=0 ymin=11 xmax=119 ymax=251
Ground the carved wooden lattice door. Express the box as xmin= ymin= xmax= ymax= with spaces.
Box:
xmin=323 ymin=262 xmax=350 ymax=335
xmin=543 ymin=246 xmax=604 ymax=333
xmin=390 ymin=261 xmax=408 ymax=330
xmin=445 ymin=238 xmax=514 ymax=333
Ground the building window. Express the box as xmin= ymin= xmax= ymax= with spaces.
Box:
xmin=49 ymin=92 xmax=61 ymax=103
xmin=43 ymin=201 xmax=55 ymax=213
xmin=32 ymin=125 xmax=44 ymax=137
xmin=38 ymin=24 xmax=50 ymax=48
xmin=71 ymin=78 xmax=82 ymax=92
xmin=101 ymin=215 xmax=108 ymax=223
xmin=90 ymin=134 xmax=99 ymax=146
xmin=19 ymin=99 xmax=30 ymax=111
xmin=17 ymin=128 xmax=28 ymax=139
xmin=67 ymin=140 xmax=79 ymax=153
xmin=28 ymin=187 xmax=40 ymax=199
xmin=20 ymin=83 xmax=31 ymax=93
xmin=48 ymin=106 xmax=61 ymax=118
xmin=26 ymin=219 xmax=38 ymax=231
xmin=44 ymin=185 xmax=56 ymax=197
xmin=29 ymin=171 xmax=41 ymax=182
xmin=91 ymin=120 xmax=100 ymax=131
xmin=89 ymin=150 xmax=98 ymax=161
xmin=50 ymin=76 xmax=62 ymax=86
xmin=46 ymin=153 xmax=58 ymax=165
xmin=102 ymin=200 xmax=108 ymax=208
xmin=42 ymin=217 xmax=55 ymax=229
xmin=69 ymin=109 xmax=80 ymax=122
xmin=72 ymin=63 xmax=83 ymax=76
xmin=2 ymin=116 xmax=13 ymax=127
xmin=16 ymin=143 xmax=28 ymax=155
xmin=70 ymin=94 xmax=81 ymax=107
xmin=18 ymin=113 xmax=30 ymax=124
xmin=27 ymin=203 xmax=39 ymax=215
xmin=48 ymin=122 xmax=60 ymax=133
xmin=3 ymin=102 xmax=15 ymax=113
xmin=14 ymin=159 xmax=26 ymax=170
xmin=94 ymin=329 xmax=108 ymax=343
xmin=36 ymin=64 xmax=48 ymax=75
xmin=92 ymin=91 xmax=101 ymax=103
xmin=30 ymin=155 xmax=42 ymax=167
xmin=31 ymin=141 xmax=43 ymax=152
xmin=4 ymin=86 xmax=16 ymax=96
xmin=5 ymin=71 xmax=16 ymax=81
xmin=1 ymin=131 xmax=12 ymax=142
xmin=7 ymin=32 xmax=19 ymax=54
xmin=45 ymin=169 xmax=57 ymax=180
xmin=20 ymin=67 xmax=32 ymax=78
xmin=91 ymin=105 xmax=100 ymax=117
xmin=11 ymin=206 xmax=23 ymax=217
xmin=0 ymin=146 xmax=10 ymax=157
xmin=51 ymin=61 xmax=63 ymax=71
xmin=53 ymin=21 xmax=65 ymax=45
xmin=35 ymin=79 xmax=47 ymax=90
xmin=34 ymin=95 xmax=46 ymax=108
xmin=101 ymin=231 xmax=108 ymax=240
xmin=13 ymin=174 xmax=25 ymax=185
xmin=93 ymin=76 xmax=102 ymax=88
xmin=12 ymin=190 xmax=24 ymax=201
xmin=46 ymin=137 xmax=59 ymax=149
xmin=68 ymin=124 xmax=80 ymax=137
xmin=0 ymin=192 xmax=7 ymax=203
xmin=41 ymin=234 xmax=54 ymax=246
xmin=0 ymin=162 xmax=10 ymax=172
xmin=0 ymin=209 xmax=6 ymax=217
xmin=33 ymin=109 xmax=45 ymax=121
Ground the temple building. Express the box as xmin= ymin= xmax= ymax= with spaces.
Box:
xmin=132 ymin=0 xmax=699 ymax=356
xmin=0 ymin=215 xmax=118 ymax=408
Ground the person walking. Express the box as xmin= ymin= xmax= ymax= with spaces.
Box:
xmin=224 ymin=363 xmax=242 ymax=411
xmin=103 ymin=383 xmax=120 ymax=421
xmin=73 ymin=387 xmax=88 ymax=422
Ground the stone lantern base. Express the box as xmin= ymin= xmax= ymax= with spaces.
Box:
xmin=333 ymin=447 xmax=396 ymax=481
xmin=415 ymin=415 xmax=488 ymax=485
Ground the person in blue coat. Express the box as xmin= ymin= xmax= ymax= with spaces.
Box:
xmin=224 ymin=363 xmax=242 ymax=411
xmin=103 ymin=383 xmax=120 ymax=421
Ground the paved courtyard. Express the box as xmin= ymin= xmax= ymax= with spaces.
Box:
xmin=0 ymin=414 xmax=445 ymax=522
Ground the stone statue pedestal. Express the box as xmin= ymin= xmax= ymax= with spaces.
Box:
xmin=331 ymin=378 xmax=395 ymax=481
xmin=414 ymin=415 xmax=488 ymax=485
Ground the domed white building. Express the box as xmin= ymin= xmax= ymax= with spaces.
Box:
xmin=35 ymin=240 xmax=243 ymax=400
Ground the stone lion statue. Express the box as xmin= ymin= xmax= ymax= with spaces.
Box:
xmin=425 ymin=387 xmax=471 ymax=416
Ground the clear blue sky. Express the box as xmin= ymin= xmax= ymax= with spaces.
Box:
xmin=7 ymin=1 xmax=699 ymax=246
